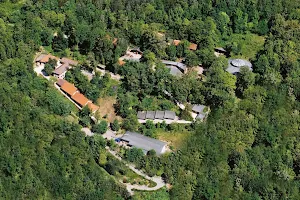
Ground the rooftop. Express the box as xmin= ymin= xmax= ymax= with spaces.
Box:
xmin=166 ymin=65 xmax=183 ymax=77
xmin=60 ymin=57 xmax=78 ymax=66
xmin=192 ymin=104 xmax=206 ymax=113
xmin=71 ymin=93 xmax=90 ymax=107
xmin=121 ymin=131 xmax=167 ymax=155
xmin=164 ymin=110 xmax=176 ymax=120
xmin=161 ymin=60 xmax=187 ymax=71
xmin=227 ymin=59 xmax=252 ymax=74
xmin=88 ymin=102 xmax=99 ymax=113
xmin=189 ymin=43 xmax=197 ymax=51
xmin=60 ymin=81 xmax=78 ymax=96
xmin=56 ymin=79 xmax=67 ymax=87
xmin=137 ymin=111 xmax=146 ymax=120
xmin=173 ymin=40 xmax=181 ymax=46
xmin=155 ymin=111 xmax=165 ymax=119
xmin=36 ymin=54 xmax=59 ymax=63
xmin=146 ymin=111 xmax=156 ymax=120
xmin=53 ymin=63 xmax=69 ymax=75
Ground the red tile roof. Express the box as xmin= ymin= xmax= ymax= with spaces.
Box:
xmin=118 ymin=59 xmax=126 ymax=66
xmin=60 ymin=57 xmax=78 ymax=66
xmin=88 ymin=102 xmax=99 ymax=113
xmin=173 ymin=40 xmax=181 ymax=46
xmin=61 ymin=81 xmax=78 ymax=96
xmin=56 ymin=79 xmax=67 ymax=87
xmin=189 ymin=43 xmax=198 ymax=51
xmin=71 ymin=93 xmax=90 ymax=107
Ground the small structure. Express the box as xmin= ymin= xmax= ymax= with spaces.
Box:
xmin=120 ymin=131 xmax=167 ymax=155
xmin=192 ymin=104 xmax=208 ymax=121
xmin=164 ymin=110 xmax=176 ymax=120
xmin=161 ymin=60 xmax=187 ymax=77
xmin=188 ymin=43 xmax=197 ymax=51
xmin=214 ymin=47 xmax=227 ymax=57
xmin=137 ymin=111 xmax=146 ymax=120
xmin=146 ymin=111 xmax=156 ymax=120
xmin=155 ymin=111 xmax=165 ymax=120
xmin=36 ymin=54 xmax=59 ymax=66
xmin=173 ymin=40 xmax=181 ymax=46
xmin=227 ymin=59 xmax=252 ymax=75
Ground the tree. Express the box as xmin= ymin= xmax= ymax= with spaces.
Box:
xmin=92 ymin=120 xmax=108 ymax=134
xmin=236 ymin=67 xmax=256 ymax=96
xmin=111 ymin=119 xmax=120 ymax=131
xmin=44 ymin=58 xmax=57 ymax=75
xmin=122 ymin=114 xmax=139 ymax=131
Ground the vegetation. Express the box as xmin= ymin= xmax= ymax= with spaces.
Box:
xmin=1 ymin=0 xmax=300 ymax=199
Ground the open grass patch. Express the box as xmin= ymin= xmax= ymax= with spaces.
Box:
xmin=96 ymin=96 xmax=121 ymax=122
xmin=156 ymin=129 xmax=192 ymax=150
xmin=220 ymin=33 xmax=265 ymax=60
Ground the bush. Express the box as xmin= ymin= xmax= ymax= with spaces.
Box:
xmin=92 ymin=120 xmax=108 ymax=134
xmin=111 ymin=119 xmax=120 ymax=131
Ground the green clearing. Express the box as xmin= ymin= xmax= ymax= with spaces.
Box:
xmin=132 ymin=188 xmax=170 ymax=200
xmin=156 ymin=129 xmax=192 ymax=150
xmin=221 ymin=33 xmax=265 ymax=60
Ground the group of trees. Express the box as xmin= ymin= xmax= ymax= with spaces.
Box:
xmin=2 ymin=0 xmax=300 ymax=199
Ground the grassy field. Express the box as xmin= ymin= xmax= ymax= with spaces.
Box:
xmin=220 ymin=33 xmax=265 ymax=60
xmin=96 ymin=96 xmax=121 ymax=122
xmin=156 ymin=129 xmax=192 ymax=150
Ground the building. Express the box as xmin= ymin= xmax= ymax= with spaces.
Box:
xmin=119 ymin=47 xmax=143 ymax=63
xmin=192 ymin=104 xmax=208 ymax=121
xmin=188 ymin=43 xmax=197 ymax=51
xmin=36 ymin=54 xmax=59 ymax=66
xmin=71 ymin=93 xmax=91 ymax=107
xmin=53 ymin=57 xmax=78 ymax=79
xmin=60 ymin=81 xmax=78 ymax=96
xmin=137 ymin=110 xmax=176 ymax=121
xmin=161 ymin=60 xmax=187 ymax=77
xmin=164 ymin=110 xmax=176 ymax=120
xmin=227 ymin=59 xmax=252 ymax=75
xmin=120 ymin=131 xmax=167 ymax=155
xmin=56 ymin=79 xmax=99 ymax=113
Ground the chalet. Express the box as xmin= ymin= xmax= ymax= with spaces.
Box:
xmin=36 ymin=54 xmax=59 ymax=67
xmin=227 ymin=59 xmax=252 ymax=75
xmin=120 ymin=131 xmax=167 ymax=155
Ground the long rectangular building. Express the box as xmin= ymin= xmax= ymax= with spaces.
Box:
xmin=121 ymin=131 xmax=167 ymax=155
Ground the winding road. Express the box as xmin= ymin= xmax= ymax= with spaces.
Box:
xmin=107 ymin=148 xmax=166 ymax=195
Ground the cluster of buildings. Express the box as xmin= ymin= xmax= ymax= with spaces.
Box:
xmin=36 ymin=54 xmax=78 ymax=79
xmin=137 ymin=110 xmax=176 ymax=121
xmin=56 ymin=79 xmax=99 ymax=113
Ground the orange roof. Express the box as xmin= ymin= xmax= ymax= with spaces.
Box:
xmin=189 ymin=43 xmax=197 ymax=51
xmin=38 ymin=54 xmax=59 ymax=63
xmin=71 ymin=93 xmax=90 ymax=107
xmin=118 ymin=59 xmax=126 ymax=66
xmin=56 ymin=79 xmax=67 ymax=87
xmin=173 ymin=40 xmax=181 ymax=46
xmin=88 ymin=102 xmax=99 ymax=113
xmin=61 ymin=81 xmax=78 ymax=96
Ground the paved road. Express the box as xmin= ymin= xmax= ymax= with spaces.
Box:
xmin=107 ymin=148 xmax=166 ymax=195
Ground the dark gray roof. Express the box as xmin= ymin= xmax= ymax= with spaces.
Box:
xmin=161 ymin=60 xmax=187 ymax=71
xmin=192 ymin=104 xmax=206 ymax=113
xmin=137 ymin=111 xmax=146 ymax=120
xmin=146 ymin=111 xmax=155 ymax=119
xmin=166 ymin=65 xmax=183 ymax=76
xmin=164 ymin=110 xmax=176 ymax=120
xmin=155 ymin=111 xmax=165 ymax=119
xmin=121 ymin=131 xmax=167 ymax=155
xmin=227 ymin=59 xmax=252 ymax=74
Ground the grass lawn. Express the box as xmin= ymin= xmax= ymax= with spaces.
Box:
xmin=132 ymin=188 xmax=170 ymax=200
xmin=220 ymin=33 xmax=265 ymax=60
xmin=156 ymin=129 xmax=192 ymax=150
xmin=96 ymin=96 xmax=121 ymax=123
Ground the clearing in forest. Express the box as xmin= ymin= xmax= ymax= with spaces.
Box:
xmin=97 ymin=96 xmax=121 ymax=123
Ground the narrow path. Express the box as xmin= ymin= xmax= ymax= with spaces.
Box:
xmin=107 ymin=148 xmax=166 ymax=195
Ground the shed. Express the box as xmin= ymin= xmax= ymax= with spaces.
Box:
xmin=146 ymin=111 xmax=155 ymax=120
xmin=155 ymin=111 xmax=165 ymax=120
xmin=121 ymin=131 xmax=167 ymax=155
xmin=137 ymin=111 xmax=146 ymax=120
xmin=164 ymin=110 xmax=176 ymax=120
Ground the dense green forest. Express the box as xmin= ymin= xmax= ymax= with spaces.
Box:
xmin=1 ymin=0 xmax=300 ymax=199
